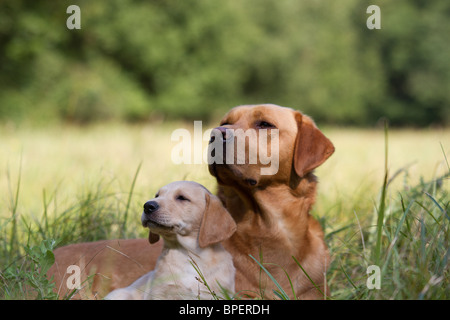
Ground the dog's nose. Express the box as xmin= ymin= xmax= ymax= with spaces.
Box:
xmin=143 ymin=201 xmax=159 ymax=214
xmin=209 ymin=126 xmax=231 ymax=144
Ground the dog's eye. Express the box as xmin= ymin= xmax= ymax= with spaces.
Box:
xmin=176 ymin=195 xmax=190 ymax=202
xmin=220 ymin=122 xmax=231 ymax=126
xmin=155 ymin=193 xmax=159 ymax=198
xmin=256 ymin=121 xmax=276 ymax=129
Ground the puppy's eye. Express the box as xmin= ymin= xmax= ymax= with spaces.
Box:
xmin=176 ymin=195 xmax=190 ymax=201
xmin=256 ymin=121 xmax=276 ymax=129
xmin=155 ymin=193 xmax=159 ymax=198
xmin=220 ymin=122 xmax=231 ymax=126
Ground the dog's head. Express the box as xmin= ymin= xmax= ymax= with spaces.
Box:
xmin=141 ymin=181 xmax=236 ymax=248
xmin=208 ymin=104 xmax=335 ymax=188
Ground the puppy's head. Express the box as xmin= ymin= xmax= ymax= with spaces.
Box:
xmin=208 ymin=104 xmax=334 ymax=188
xmin=141 ymin=181 xmax=236 ymax=248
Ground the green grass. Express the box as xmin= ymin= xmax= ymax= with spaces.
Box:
xmin=0 ymin=122 xmax=448 ymax=299
xmin=325 ymin=158 xmax=449 ymax=300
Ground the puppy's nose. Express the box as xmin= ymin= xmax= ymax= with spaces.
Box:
xmin=209 ymin=126 xmax=231 ymax=144
xmin=143 ymin=201 xmax=159 ymax=214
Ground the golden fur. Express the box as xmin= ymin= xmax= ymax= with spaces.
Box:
xmin=105 ymin=181 xmax=236 ymax=300
xmin=209 ymin=104 xmax=334 ymax=299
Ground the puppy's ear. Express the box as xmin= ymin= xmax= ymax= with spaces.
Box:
xmin=148 ymin=232 xmax=160 ymax=245
xmin=293 ymin=112 xmax=335 ymax=178
xmin=198 ymin=193 xmax=236 ymax=248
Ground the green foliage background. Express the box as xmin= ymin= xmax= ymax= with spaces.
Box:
xmin=0 ymin=0 xmax=449 ymax=126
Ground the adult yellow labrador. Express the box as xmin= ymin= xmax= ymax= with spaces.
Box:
xmin=47 ymin=104 xmax=334 ymax=299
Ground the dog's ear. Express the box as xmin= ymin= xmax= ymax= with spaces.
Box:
xmin=293 ymin=112 xmax=335 ymax=178
xmin=198 ymin=193 xmax=236 ymax=248
xmin=148 ymin=231 xmax=160 ymax=244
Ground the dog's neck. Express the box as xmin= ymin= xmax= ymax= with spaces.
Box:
xmin=160 ymin=234 xmax=225 ymax=261
xmin=218 ymin=173 xmax=324 ymax=298
xmin=218 ymin=172 xmax=318 ymax=254
xmin=219 ymin=172 xmax=317 ymax=217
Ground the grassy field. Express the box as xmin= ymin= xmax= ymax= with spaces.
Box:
xmin=0 ymin=122 xmax=448 ymax=299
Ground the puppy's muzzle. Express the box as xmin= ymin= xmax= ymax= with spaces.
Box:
xmin=143 ymin=201 xmax=159 ymax=215
xmin=142 ymin=201 xmax=161 ymax=228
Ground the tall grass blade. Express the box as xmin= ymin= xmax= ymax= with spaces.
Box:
xmin=258 ymin=261 xmax=297 ymax=299
xmin=7 ymin=156 xmax=22 ymax=259
xmin=353 ymin=210 xmax=366 ymax=259
xmin=292 ymin=255 xmax=325 ymax=298
xmin=189 ymin=257 xmax=219 ymax=300
xmin=338 ymin=258 xmax=357 ymax=290
xmin=121 ymin=162 xmax=142 ymax=237
xmin=249 ymin=254 xmax=290 ymax=300
xmin=381 ymin=199 xmax=413 ymax=276
xmin=424 ymin=192 xmax=449 ymax=221
xmin=374 ymin=120 xmax=389 ymax=265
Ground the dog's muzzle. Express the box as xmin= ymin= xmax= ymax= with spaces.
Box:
xmin=142 ymin=201 xmax=160 ymax=227
xmin=143 ymin=201 xmax=159 ymax=214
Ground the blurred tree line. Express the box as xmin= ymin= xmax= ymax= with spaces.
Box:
xmin=0 ymin=0 xmax=449 ymax=127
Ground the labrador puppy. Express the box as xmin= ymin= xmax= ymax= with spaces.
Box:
xmin=48 ymin=104 xmax=334 ymax=300
xmin=105 ymin=181 xmax=236 ymax=300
